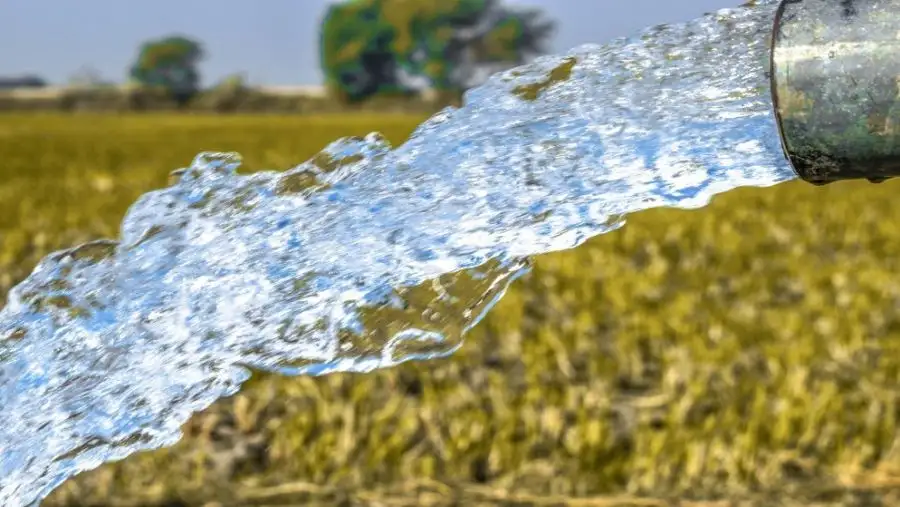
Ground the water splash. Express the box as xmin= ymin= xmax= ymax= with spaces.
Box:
xmin=0 ymin=1 xmax=795 ymax=505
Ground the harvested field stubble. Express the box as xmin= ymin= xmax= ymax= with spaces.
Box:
xmin=2 ymin=114 xmax=900 ymax=506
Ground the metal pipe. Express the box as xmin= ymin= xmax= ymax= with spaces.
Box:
xmin=770 ymin=0 xmax=900 ymax=184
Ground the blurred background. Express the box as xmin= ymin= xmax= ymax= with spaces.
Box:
xmin=4 ymin=0 xmax=900 ymax=506
xmin=0 ymin=0 xmax=728 ymax=110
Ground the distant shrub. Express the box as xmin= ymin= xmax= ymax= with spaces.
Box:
xmin=129 ymin=35 xmax=204 ymax=106
xmin=319 ymin=0 xmax=555 ymax=102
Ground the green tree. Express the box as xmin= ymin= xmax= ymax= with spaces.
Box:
xmin=130 ymin=35 xmax=204 ymax=105
xmin=319 ymin=0 xmax=554 ymax=102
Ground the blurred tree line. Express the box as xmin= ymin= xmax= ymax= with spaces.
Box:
xmin=120 ymin=0 xmax=553 ymax=106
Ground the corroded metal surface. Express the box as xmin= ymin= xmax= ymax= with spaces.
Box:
xmin=771 ymin=0 xmax=900 ymax=183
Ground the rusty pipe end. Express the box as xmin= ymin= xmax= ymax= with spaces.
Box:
xmin=770 ymin=0 xmax=900 ymax=184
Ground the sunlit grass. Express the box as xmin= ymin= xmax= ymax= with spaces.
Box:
xmin=3 ymin=113 xmax=900 ymax=506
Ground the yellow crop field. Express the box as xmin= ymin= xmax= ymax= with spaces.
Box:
xmin=3 ymin=113 xmax=900 ymax=506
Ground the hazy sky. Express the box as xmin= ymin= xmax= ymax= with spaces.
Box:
xmin=1 ymin=0 xmax=737 ymax=86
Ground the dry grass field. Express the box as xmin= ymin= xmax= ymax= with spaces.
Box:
xmin=2 ymin=113 xmax=900 ymax=506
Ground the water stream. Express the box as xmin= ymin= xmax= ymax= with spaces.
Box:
xmin=0 ymin=1 xmax=797 ymax=505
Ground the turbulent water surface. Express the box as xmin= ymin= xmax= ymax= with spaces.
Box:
xmin=0 ymin=1 xmax=796 ymax=505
